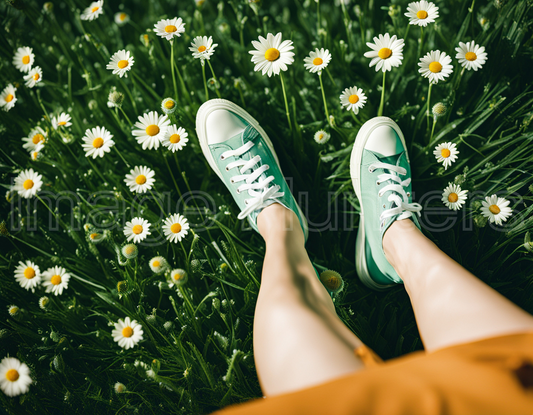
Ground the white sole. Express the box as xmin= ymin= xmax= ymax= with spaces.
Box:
xmin=350 ymin=117 xmax=408 ymax=291
xmin=196 ymin=98 xmax=309 ymax=241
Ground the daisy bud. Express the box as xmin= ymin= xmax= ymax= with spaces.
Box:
xmin=432 ymin=102 xmax=447 ymax=120
xmin=319 ymin=270 xmax=345 ymax=295
xmin=213 ymin=331 xmax=229 ymax=349
xmin=114 ymin=382 xmax=127 ymax=394
xmin=146 ymin=315 xmax=157 ymax=325
xmin=43 ymin=2 xmax=53 ymax=13
xmin=161 ymin=98 xmax=177 ymax=114
xmin=163 ymin=321 xmax=173 ymax=331
xmin=117 ymin=281 xmax=128 ymax=294
xmin=88 ymin=100 xmax=98 ymax=110
xmin=7 ymin=305 xmax=20 ymax=317
xmin=212 ymin=298 xmax=221 ymax=311
xmin=0 ymin=329 xmax=9 ymax=339
xmin=0 ymin=220 xmax=9 ymax=236
xmin=121 ymin=244 xmax=138 ymax=259
xmin=190 ymin=259 xmax=203 ymax=273
xmin=39 ymin=296 xmax=50 ymax=310
xmin=313 ymin=130 xmax=330 ymax=145
xmin=108 ymin=88 xmax=124 ymax=108
xmin=53 ymin=355 xmax=65 ymax=372
xmin=388 ymin=4 xmax=401 ymax=17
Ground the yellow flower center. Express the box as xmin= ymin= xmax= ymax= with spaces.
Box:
xmin=125 ymin=246 xmax=135 ymax=255
xmin=416 ymin=10 xmax=428 ymax=19
xmin=119 ymin=13 xmax=127 ymax=20
xmin=9 ymin=307 xmax=18 ymax=315
xmin=132 ymin=225 xmax=143 ymax=234
xmin=165 ymin=25 xmax=177 ymax=33
xmin=33 ymin=73 xmax=40 ymax=81
xmin=198 ymin=45 xmax=207 ymax=52
xmin=135 ymin=175 xmax=147 ymax=185
xmin=117 ymin=60 xmax=129 ymax=69
xmin=32 ymin=133 xmax=44 ymax=144
xmin=23 ymin=179 xmax=34 ymax=190
xmin=122 ymin=326 xmax=133 ymax=337
xmin=489 ymin=204 xmax=501 ymax=214
xmin=32 ymin=151 xmax=38 ymax=160
xmin=90 ymin=233 xmax=99 ymax=239
xmin=349 ymin=94 xmax=359 ymax=104
xmin=5 ymin=94 xmax=14 ymax=102
xmin=313 ymin=57 xmax=323 ymax=66
xmin=93 ymin=137 xmax=104 ymax=148
xmin=58 ymin=121 xmax=67 ymax=125
xmin=318 ymin=134 xmax=324 ymax=140
xmin=378 ymin=47 xmax=392 ymax=59
xmin=146 ymin=124 xmax=160 ymax=136
xmin=170 ymin=223 xmax=182 ymax=233
xmin=169 ymin=134 xmax=181 ymax=144
xmin=264 ymin=48 xmax=280 ymax=62
xmin=24 ymin=267 xmax=36 ymax=279
xmin=91 ymin=6 xmax=99 ymax=12
xmin=51 ymin=274 xmax=62 ymax=285
xmin=174 ymin=273 xmax=182 ymax=280
xmin=164 ymin=100 xmax=175 ymax=109
xmin=22 ymin=55 xmax=30 ymax=64
xmin=152 ymin=260 xmax=160 ymax=267
xmin=429 ymin=61 xmax=443 ymax=73
xmin=440 ymin=148 xmax=451 ymax=158
xmin=465 ymin=51 xmax=477 ymax=61
xmin=5 ymin=369 xmax=19 ymax=382
xmin=448 ymin=193 xmax=458 ymax=203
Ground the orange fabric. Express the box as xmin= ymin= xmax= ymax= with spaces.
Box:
xmin=211 ymin=332 xmax=533 ymax=415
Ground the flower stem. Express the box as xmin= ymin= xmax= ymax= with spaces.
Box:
xmin=430 ymin=116 xmax=437 ymax=144
xmin=149 ymin=188 xmax=166 ymax=216
xmin=118 ymin=106 xmax=132 ymax=126
xmin=403 ymin=22 xmax=410 ymax=40
xmin=206 ymin=59 xmax=221 ymax=98
xmin=279 ymin=72 xmax=292 ymax=132
xmin=318 ymin=72 xmax=331 ymax=126
xmin=201 ymin=61 xmax=209 ymax=101
xmin=170 ymin=40 xmax=179 ymax=102
xmin=164 ymin=155 xmax=184 ymax=201
xmin=378 ymin=70 xmax=386 ymax=117
xmin=426 ymin=82 xmax=433 ymax=134
xmin=36 ymin=194 xmax=61 ymax=225
xmin=113 ymin=145 xmax=131 ymax=168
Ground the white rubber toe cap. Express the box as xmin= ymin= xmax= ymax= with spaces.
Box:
xmin=365 ymin=126 xmax=403 ymax=157
xmin=205 ymin=109 xmax=247 ymax=145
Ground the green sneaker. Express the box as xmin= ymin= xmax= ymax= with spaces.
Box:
xmin=196 ymin=99 xmax=308 ymax=241
xmin=350 ymin=117 xmax=422 ymax=290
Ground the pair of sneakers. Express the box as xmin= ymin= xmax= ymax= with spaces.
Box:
xmin=195 ymin=99 xmax=422 ymax=290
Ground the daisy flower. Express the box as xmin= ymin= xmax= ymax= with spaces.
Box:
xmin=149 ymin=257 xmax=168 ymax=274
xmin=81 ymin=126 xmax=115 ymax=159
xmin=168 ymin=269 xmax=188 ymax=289
xmin=0 ymin=84 xmax=17 ymax=112
xmin=189 ymin=36 xmax=218 ymax=60
xmin=481 ymin=195 xmax=513 ymax=226
xmin=13 ymin=168 xmax=43 ymax=199
xmin=22 ymin=127 xmax=47 ymax=152
xmin=41 ymin=266 xmax=70 ymax=296
xmin=12 ymin=47 xmax=35 ymax=73
xmin=161 ymin=98 xmax=177 ymax=115
xmin=363 ymin=33 xmax=404 ymax=72
xmin=81 ymin=0 xmax=104 ymax=21
xmin=313 ymin=130 xmax=330 ymax=145
xmin=161 ymin=126 xmax=189 ymax=152
xmin=132 ymin=111 xmax=170 ymax=150
xmin=162 ymin=214 xmax=190 ymax=243
xmin=124 ymin=166 xmax=155 ymax=193
xmin=8 ymin=305 xmax=20 ymax=317
xmin=303 ymin=48 xmax=332 ymax=74
xmin=154 ymin=17 xmax=186 ymax=41
xmin=455 ymin=41 xmax=488 ymax=71
xmin=39 ymin=296 xmax=50 ymax=310
xmin=111 ymin=317 xmax=143 ymax=350
xmin=121 ymin=244 xmax=138 ymax=259
xmin=0 ymin=357 xmax=32 ymax=397
xmin=339 ymin=86 xmax=367 ymax=114
xmin=124 ymin=218 xmax=151 ymax=243
xmin=88 ymin=232 xmax=105 ymax=244
xmin=405 ymin=1 xmax=439 ymax=27
xmin=114 ymin=12 xmax=129 ymax=25
xmin=23 ymin=66 xmax=43 ymax=88
xmin=114 ymin=382 xmax=127 ymax=393
xmin=30 ymin=149 xmax=43 ymax=161
xmin=418 ymin=50 xmax=453 ymax=84
xmin=433 ymin=142 xmax=459 ymax=170
xmin=106 ymin=50 xmax=134 ymax=78
xmin=14 ymin=260 xmax=41 ymax=293
xmin=249 ymin=32 xmax=295 ymax=77
xmin=441 ymin=183 xmax=468 ymax=211
xmin=51 ymin=112 xmax=72 ymax=129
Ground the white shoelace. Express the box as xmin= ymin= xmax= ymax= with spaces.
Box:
xmin=220 ymin=140 xmax=284 ymax=220
xmin=368 ymin=161 xmax=422 ymax=226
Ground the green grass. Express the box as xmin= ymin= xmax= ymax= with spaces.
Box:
xmin=1 ymin=0 xmax=533 ymax=413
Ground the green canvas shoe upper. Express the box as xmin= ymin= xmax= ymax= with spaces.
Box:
xmin=196 ymin=99 xmax=309 ymax=241
xmin=351 ymin=118 xmax=422 ymax=290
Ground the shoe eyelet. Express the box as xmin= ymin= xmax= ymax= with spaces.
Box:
xmin=383 ymin=204 xmax=386 ymax=208
xmin=244 ymin=200 xmax=249 ymax=205
xmin=376 ymin=181 xmax=380 ymax=185
xmin=236 ymin=188 xmax=241 ymax=194
xmin=407 ymin=192 xmax=411 ymax=197
xmin=230 ymin=178 xmax=234 ymax=183
xmin=225 ymin=167 xmax=230 ymax=172
xmin=368 ymin=167 xmax=373 ymax=173
xmin=220 ymin=155 xmax=225 ymax=161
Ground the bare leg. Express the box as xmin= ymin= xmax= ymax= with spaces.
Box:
xmin=383 ymin=219 xmax=533 ymax=352
xmin=254 ymin=203 xmax=365 ymax=397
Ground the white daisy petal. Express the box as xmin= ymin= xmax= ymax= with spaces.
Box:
xmin=123 ymin=217 xmax=151 ymax=243
xmin=81 ymin=126 xmax=115 ymax=159
xmin=81 ymin=0 xmax=104 ymax=21
xmin=13 ymin=168 xmax=43 ymax=199
xmin=41 ymin=266 xmax=70 ymax=296
xmin=124 ymin=166 xmax=156 ymax=193
xmin=162 ymin=214 xmax=190 ymax=243
xmin=131 ymin=111 xmax=170 ymax=150
xmin=12 ymin=47 xmax=35 ymax=73
xmin=364 ymin=33 xmax=404 ymax=72
xmin=433 ymin=142 xmax=459 ymax=170
xmin=249 ymin=32 xmax=294 ymax=77
xmin=339 ymin=86 xmax=367 ymax=114
xmin=0 ymin=357 xmax=32 ymax=397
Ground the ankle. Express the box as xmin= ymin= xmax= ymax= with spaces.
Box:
xmin=257 ymin=203 xmax=304 ymax=244
xmin=382 ymin=218 xmax=420 ymax=272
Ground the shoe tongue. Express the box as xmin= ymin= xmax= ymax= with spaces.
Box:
xmin=369 ymin=150 xmax=402 ymax=168
xmin=239 ymin=125 xmax=270 ymax=194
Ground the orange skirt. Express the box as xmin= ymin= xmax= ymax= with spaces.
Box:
xmin=211 ymin=332 xmax=533 ymax=415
